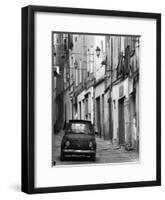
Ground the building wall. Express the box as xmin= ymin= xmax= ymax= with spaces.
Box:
xmin=53 ymin=33 xmax=66 ymax=133
xmin=65 ymin=90 xmax=73 ymax=123
xmin=104 ymin=90 xmax=111 ymax=140
xmin=77 ymin=87 xmax=94 ymax=123
xmin=111 ymin=78 xmax=129 ymax=143
xmin=77 ymin=90 xmax=85 ymax=120
xmin=111 ymin=77 xmax=139 ymax=148
xmin=68 ymin=34 xmax=96 ymax=121
xmin=71 ymin=34 xmax=95 ymax=86
xmin=95 ymin=81 xmax=105 ymax=138
xmin=95 ymin=36 xmax=106 ymax=80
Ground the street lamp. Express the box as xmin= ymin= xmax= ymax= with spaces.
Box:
xmin=53 ymin=66 xmax=60 ymax=77
xmin=95 ymin=46 xmax=101 ymax=57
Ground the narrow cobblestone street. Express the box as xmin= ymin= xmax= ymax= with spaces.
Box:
xmin=52 ymin=131 xmax=139 ymax=166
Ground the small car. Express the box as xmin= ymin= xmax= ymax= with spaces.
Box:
xmin=61 ymin=120 xmax=96 ymax=161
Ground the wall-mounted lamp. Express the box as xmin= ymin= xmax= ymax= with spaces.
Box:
xmin=95 ymin=46 xmax=101 ymax=57
xmin=74 ymin=60 xmax=78 ymax=68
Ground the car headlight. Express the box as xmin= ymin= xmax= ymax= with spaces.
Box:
xmin=65 ymin=140 xmax=70 ymax=147
xmin=89 ymin=141 xmax=93 ymax=149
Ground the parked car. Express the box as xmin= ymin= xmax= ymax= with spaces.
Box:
xmin=61 ymin=120 xmax=96 ymax=161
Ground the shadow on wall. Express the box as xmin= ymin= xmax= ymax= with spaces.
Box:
xmin=10 ymin=184 xmax=20 ymax=192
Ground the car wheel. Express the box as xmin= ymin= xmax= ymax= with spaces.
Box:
xmin=91 ymin=154 xmax=96 ymax=161
xmin=60 ymin=152 xmax=65 ymax=161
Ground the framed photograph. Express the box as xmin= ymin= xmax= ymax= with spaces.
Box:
xmin=21 ymin=5 xmax=161 ymax=194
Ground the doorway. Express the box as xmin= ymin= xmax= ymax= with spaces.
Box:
xmin=118 ymin=97 xmax=125 ymax=145
xmin=96 ymin=97 xmax=101 ymax=137
xmin=108 ymin=98 xmax=113 ymax=141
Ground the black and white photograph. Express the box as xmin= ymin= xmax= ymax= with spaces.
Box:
xmin=21 ymin=5 xmax=161 ymax=194
xmin=52 ymin=32 xmax=140 ymax=166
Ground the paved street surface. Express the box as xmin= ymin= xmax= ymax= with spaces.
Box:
xmin=52 ymin=131 xmax=139 ymax=166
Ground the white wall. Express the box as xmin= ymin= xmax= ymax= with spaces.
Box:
xmin=0 ymin=0 xmax=164 ymax=200
xmin=77 ymin=90 xmax=85 ymax=119
xmin=77 ymin=87 xmax=94 ymax=123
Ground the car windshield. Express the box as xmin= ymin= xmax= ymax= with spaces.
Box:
xmin=69 ymin=123 xmax=93 ymax=134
